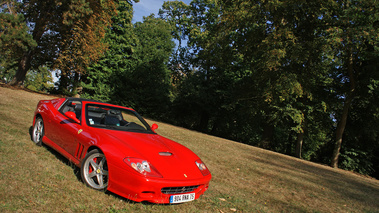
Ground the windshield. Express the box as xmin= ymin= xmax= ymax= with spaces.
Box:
xmin=86 ymin=104 xmax=152 ymax=133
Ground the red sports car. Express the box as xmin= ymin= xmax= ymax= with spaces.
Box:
xmin=32 ymin=97 xmax=211 ymax=204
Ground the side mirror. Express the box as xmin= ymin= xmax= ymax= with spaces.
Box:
xmin=65 ymin=111 xmax=80 ymax=124
xmin=151 ymin=123 xmax=158 ymax=131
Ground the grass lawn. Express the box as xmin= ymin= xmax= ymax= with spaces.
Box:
xmin=1 ymin=85 xmax=378 ymax=212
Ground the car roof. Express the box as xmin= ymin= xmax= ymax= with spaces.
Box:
xmin=65 ymin=97 xmax=136 ymax=112
xmin=66 ymin=97 xmax=104 ymax=104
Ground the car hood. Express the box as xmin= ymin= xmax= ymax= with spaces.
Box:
xmin=103 ymin=130 xmax=205 ymax=180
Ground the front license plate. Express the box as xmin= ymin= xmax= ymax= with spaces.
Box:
xmin=170 ymin=193 xmax=195 ymax=203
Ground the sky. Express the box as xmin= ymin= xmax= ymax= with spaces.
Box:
xmin=132 ymin=0 xmax=192 ymax=23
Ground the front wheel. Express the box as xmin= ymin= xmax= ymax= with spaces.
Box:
xmin=81 ymin=150 xmax=109 ymax=190
xmin=32 ymin=117 xmax=44 ymax=146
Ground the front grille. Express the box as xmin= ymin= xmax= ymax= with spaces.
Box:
xmin=161 ymin=185 xmax=199 ymax=195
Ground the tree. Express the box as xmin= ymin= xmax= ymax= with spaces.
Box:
xmin=157 ymin=0 xmax=379 ymax=176
xmin=83 ymin=2 xmax=173 ymax=119
xmin=328 ymin=0 xmax=379 ymax=168
xmin=159 ymin=1 xmax=190 ymax=51
xmin=81 ymin=0 xmax=138 ymax=102
xmin=159 ymin=1 xmax=191 ymax=83
xmin=172 ymin=0 xmax=237 ymax=132
xmin=123 ymin=15 xmax=174 ymax=118
xmin=6 ymin=0 xmax=118 ymax=87
xmin=0 ymin=1 xmax=36 ymax=81
xmin=24 ymin=66 xmax=54 ymax=92
xmin=55 ymin=0 xmax=117 ymax=94
xmin=216 ymin=0 xmax=379 ymax=172
xmin=8 ymin=0 xmax=63 ymax=85
xmin=216 ymin=0 xmax=333 ymax=158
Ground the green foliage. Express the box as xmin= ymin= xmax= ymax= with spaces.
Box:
xmin=160 ymin=0 xmax=379 ymax=177
xmin=54 ymin=0 xmax=118 ymax=93
xmin=24 ymin=66 xmax=54 ymax=92
xmin=159 ymin=1 xmax=190 ymax=47
xmin=122 ymin=15 xmax=174 ymax=118
xmin=0 ymin=10 xmax=36 ymax=80
xmin=0 ymin=0 xmax=129 ymax=86
xmin=56 ymin=0 xmax=116 ymax=73
xmin=323 ymin=0 xmax=379 ymax=168
xmin=340 ymin=148 xmax=374 ymax=175
xmin=83 ymin=4 xmax=174 ymax=119
xmin=158 ymin=1 xmax=191 ymax=83
xmin=82 ymin=0 xmax=137 ymax=102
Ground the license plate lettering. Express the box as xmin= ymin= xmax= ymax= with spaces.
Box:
xmin=170 ymin=193 xmax=195 ymax=203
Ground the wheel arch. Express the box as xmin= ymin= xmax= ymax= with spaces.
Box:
xmin=80 ymin=145 xmax=104 ymax=168
xmin=86 ymin=145 xmax=103 ymax=154
xmin=84 ymin=144 xmax=125 ymax=163
xmin=33 ymin=113 xmax=43 ymax=125
xmin=82 ymin=143 xmax=130 ymax=175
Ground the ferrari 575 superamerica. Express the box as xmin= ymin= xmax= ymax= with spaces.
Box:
xmin=32 ymin=97 xmax=211 ymax=203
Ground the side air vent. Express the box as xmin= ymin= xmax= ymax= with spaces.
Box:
xmin=159 ymin=152 xmax=173 ymax=156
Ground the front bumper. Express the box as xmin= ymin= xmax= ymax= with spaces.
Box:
xmin=107 ymin=162 xmax=212 ymax=203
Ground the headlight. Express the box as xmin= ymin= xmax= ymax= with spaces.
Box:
xmin=195 ymin=159 xmax=210 ymax=176
xmin=124 ymin=157 xmax=163 ymax=178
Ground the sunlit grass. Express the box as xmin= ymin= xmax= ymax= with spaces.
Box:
xmin=1 ymin=85 xmax=378 ymax=212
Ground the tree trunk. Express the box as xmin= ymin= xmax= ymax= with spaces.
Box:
xmin=331 ymin=93 xmax=353 ymax=168
xmin=10 ymin=52 xmax=32 ymax=86
xmin=295 ymin=118 xmax=306 ymax=158
xmin=58 ymin=71 xmax=69 ymax=95
xmin=260 ymin=122 xmax=274 ymax=149
xmin=331 ymin=48 xmax=355 ymax=168
xmin=286 ymin=131 xmax=293 ymax=156
xmin=295 ymin=131 xmax=304 ymax=158
xmin=10 ymin=6 xmax=49 ymax=86
xmin=197 ymin=109 xmax=210 ymax=132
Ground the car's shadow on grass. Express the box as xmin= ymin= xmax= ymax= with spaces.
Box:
xmin=28 ymin=125 xmax=167 ymax=206
xmin=29 ymin=126 xmax=34 ymax=141
xmin=29 ymin=126 xmax=82 ymax=180
xmin=104 ymin=191 xmax=174 ymax=206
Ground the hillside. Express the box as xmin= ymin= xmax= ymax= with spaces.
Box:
xmin=0 ymin=85 xmax=378 ymax=212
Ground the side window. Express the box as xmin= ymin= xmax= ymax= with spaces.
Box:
xmin=60 ymin=100 xmax=82 ymax=121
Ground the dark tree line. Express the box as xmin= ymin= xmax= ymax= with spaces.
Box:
xmin=1 ymin=0 xmax=378 ymax=178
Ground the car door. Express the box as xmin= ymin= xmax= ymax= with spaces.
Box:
xmin=50 ymin=100 xmax=84 ymax=158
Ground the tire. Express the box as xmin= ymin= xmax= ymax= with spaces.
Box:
xmin=32 ymin=117 xmax=44 ymax=146
xmin=81 ymin=150 xmax=109 ymax=190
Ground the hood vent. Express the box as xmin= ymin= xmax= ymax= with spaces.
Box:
xmin=159 ymin=152 xmax=173 ymax=156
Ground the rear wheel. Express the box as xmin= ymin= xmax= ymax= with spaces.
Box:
xmin=81 ymin=150 xmax=109 ymax=190
xmin=32 ymin=117 xmax=44 ymax=146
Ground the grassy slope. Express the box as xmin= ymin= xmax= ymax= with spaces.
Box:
xmin=0 ymin=85 xmax=378 ymax=213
